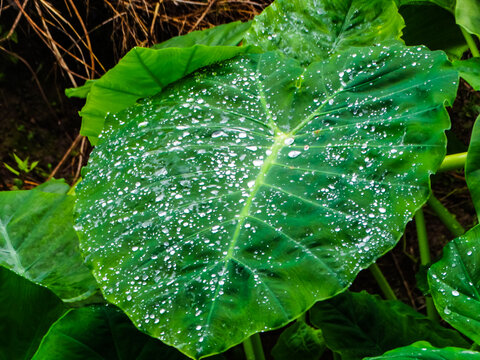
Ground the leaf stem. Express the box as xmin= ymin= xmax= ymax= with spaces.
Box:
xmin=438 ymin=152 xmax=467 ymax=172
xmin=369 ymin=263 xmax=397 ymax=301
xmin=243 ymin=337 xmax=256 ymax=360
xmin=460 ymin=27 xmax=480 ymax=57
xmin=427 ymin=195 xmax=465 ymax=238
xmin=415 ymin=209 xmax=439 ymax=322
xmin=251 ymin=334 xmax=266 ymax=360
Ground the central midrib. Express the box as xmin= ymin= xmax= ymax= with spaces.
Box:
xmin=0 ymin=219 xmax=26 ymax=276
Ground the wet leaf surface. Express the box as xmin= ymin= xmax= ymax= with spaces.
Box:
xmin=365 ymin=341 xmax=480 ymax=359
xmin=76 ymin=44 xmax=457 ymax=358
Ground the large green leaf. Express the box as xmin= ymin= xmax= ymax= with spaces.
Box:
xmin=271 ymin=321 xmax=325 ymax=360
xmin=0 ymin=267 xmax=66 ymax=360
xmin=76 ymin=44 xmax=458 ymax=359
xmin=152 ymin=21 xmax=252 ymax=50
xmin=0 ymin=183 xmax=98 ymax=302
xmin=309 ymin=291 xmax=469 ymax=360
xmin=244 ymin=0 xmax=404 ymax=63
xmin=428 ymin=224 xmax=480 ymax=343
xmin=466 ymin=115 xmax=480 ymax=215
xmin=365 ymin=341 xmax=480 ymax=359
xmin=70 ymin=45 xmax=258 ymax=144
xmin=454 ymin=58 xmax=480 ymax=91
xmin=399 ymin=4 xmax=468 ymax=60
xmin=32 ymin=305 xmax=202 ymax=360
xmin=455 ymin=0 xmax=480 ymax=38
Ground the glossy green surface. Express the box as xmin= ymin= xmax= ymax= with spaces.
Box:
xmin=310 ymin=291 xmax=469 ymax=360
xmin=152 ymin=21 xmax=252 ymax=49
xmin=466 ymin=115 xmax=480 ymax=215
xmin=76 ymin=44 xmax=457 ymax=359
xmin=429 ymin=224 xmax=480 ymax=343
xmin=454 ymin=58 xmax=480 ymax=91
xmin=365 ymin=341 xmax=480 ymax=360
xmin=456 ymin=0 xmax=480 ymax=37
xmin=271 ymin=321 xmax=325 ymax=360
xmin=0 ymin=183 xmax=97 ymax=302
xmin=245 ymin=0 xmax=404 ymax=63
xmin=75 ymin=45 xmax=257 ymax=144
xmin=32 ymin=306 xmax=199 ymax=360
xmin=0 ymin=267 xmax=66 ymax=360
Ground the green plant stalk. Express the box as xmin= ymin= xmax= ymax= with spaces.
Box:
xmin=369 ymin=263 xmax=397 ymax=301
xmin=460 ymin=27 xmax=480 ymax=57
xmin=415 ymin=209 xmax=439 ymax=322
xmin=427 ymin=195 xmax=465 ymax=238
xmin=243 ymin=337 xmax=256 ymax=360
xmin=251 ymin=334 xmax=266 ymax=360
xmin=438 ymin=152 xmax=467 ymax=172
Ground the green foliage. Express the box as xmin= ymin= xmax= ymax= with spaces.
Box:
xmin=466 ymin=115 xmax=480 ymax=215
xmin=0 ymin=267 xmax=66 ymax=360
xmin=0 ymin=181 xmax=98 ymax=302
xmin=453 ymin=58 xmax=480 ymax=91
xmin=244 ymin=0 xmax=405 ymax=63
xmin=309 ymin=291 xmax=469 ymax=360
xmin=429 ymin=224 xmax=480 ymax=344
xmin=365 ymin=341 xmax=480 ymax=359
xmin=4 ymin=153 xmax=39 ymax=176
xmin=271 ymin=321 xmax=325 ymax=360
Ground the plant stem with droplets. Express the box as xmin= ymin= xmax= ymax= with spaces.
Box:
xmin=438 ymin=152 xmax=467 ymax=172
xmin=427 ymin=195 xmax=465 ymax=238
xmin=415 ymin=208 xmax=439 ymax=322
xmin=460 ymin=27 xmax=480 ymax=57
xmin=369 ymin=263 xmax=397 ymax=301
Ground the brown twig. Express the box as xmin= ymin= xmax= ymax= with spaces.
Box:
xmin=190 ymin=0 xmax=216 ymax=32
xmin=73 ymin=136 xmax=86 ymax=183
xmin=391 ymin=252 xmax=417 ymax=309
xmin=47 ymin=134 xmax=82 ymax=181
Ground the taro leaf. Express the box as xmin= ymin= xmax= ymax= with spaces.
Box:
xmin=0 ymin=267 xmax=66 ymax=360
xmin=32 ymin=305 xmax=209 ymax=360
xmin=34 ymin=177 xmax=70 ymax=194
xmin=0 ymin=184 xmax=97 ymax=302
xmin=399 ymin=4 xmax=468 ymax=60
xmin=309 ymin=291 xmax=469 ymax=360
xmin=71 ymin=45 xmax=258 ymax=144
xmin=152 ymin=21 xmax=252 ymax=50
xmin=271 ymin=321 xmax=325 ymax=360
xmin=466 ymin=115 xmax=480 ymax=215
xmin=396 ymin=0 xmax=455 ymax=12
xmin=364 ymin=341 xmax=480 ymax=360
xmin=453 ymin=58 xmax=480 ymax=91
xmin=456 ymin=0 xmax=480 ymax=38
xmin=428 ymin=224 xmax=480 ymax=343
xmin=65 ymin=79 xmax=96 ymax=99
xmin=76 ymin=44 xmax=458 ymax=359
xmin=244 ymin=0 xmax=405 ymax=64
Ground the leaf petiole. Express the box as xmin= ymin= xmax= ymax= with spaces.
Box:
xmin=438 ymin=152 xmax=468 ymax=172
xmin=460 ymin=27 xmax=480 ymax=57
xmin=242 ymin=334 xmax=265 ymax=360
xmin=427 ymin=195 xmax=465 ymax=237
xmin=369 ymin=263 xmax=397 ymax=301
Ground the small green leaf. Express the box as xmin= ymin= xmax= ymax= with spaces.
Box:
xmin=453 ymin=58 xmax=480 ymax=91
xmin=35 ymin=178 xmax=70 ymax=195
xmin=79 ymin=45 xmax=257 ymax=144
xmin=32 ymin=305 xmax=199 ymax=360
xmin=152 ymin=21 xmax=252 ymax=49
xmin=271 ymin=321 xmax=325 ymax=360
xmin=3 ymin=163 xmax=19 ymax=176
xmin=309 ymin=291 xmax=469 ymax=360
xmin=0 ymin=184 xmax=98 ymax=302
xmin=0 ymin=267 xmax=66 ymax=360
xmin=76 ymin=44 xmax=458 ymax=359
xmin=65 ymin=79 xmax=96 ymax=99
xmin=365 ymin=341 xmax=480 ymax=359
xmin=429 ymin=224 xmax=480 ymax=343
xmin=245 ymin=0 xmax=405 ymax=63
xmin=466 ymin=115 xmax=480 ymax=215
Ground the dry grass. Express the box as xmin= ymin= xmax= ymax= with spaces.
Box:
xmin=0 ymin=0 xmax=271 ymax=86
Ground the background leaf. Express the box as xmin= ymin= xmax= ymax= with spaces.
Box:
xmin=0 ymin=267 xmax=66 ymax=360
xmin=76 ymin=44 xmax=457 ymax=359
xmin=0 ymin=184 xmax=98 ymax=302
xmin=455 ymin=0 xmax=480 ymax=38
xmin=454 ymin=58 xmax=480 ymax=91
xmin=152 ymin=21 xmax=252 ymax=49
xmin=244 ymin=0 xmax=404 ymax=63
xmin=32 ymin=305 xmax=214 ymax=360
xmin=77 ymin=45 xmax=257 ymax=144
xmin=429 ymin=224 xmax=480 ymax=343
xmin=309 ymin=291 xmax=469 ymax=360
xmin=365 ymin=341 xmax=480 ymax=359
xmin=466 ymin=114 xmax=480 ymax=215
xmin=271 ymin=321 xmax=325 ymax=360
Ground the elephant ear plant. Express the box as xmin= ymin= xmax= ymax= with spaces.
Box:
xmin=3 ymin=0 xmax=480 ymax=359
